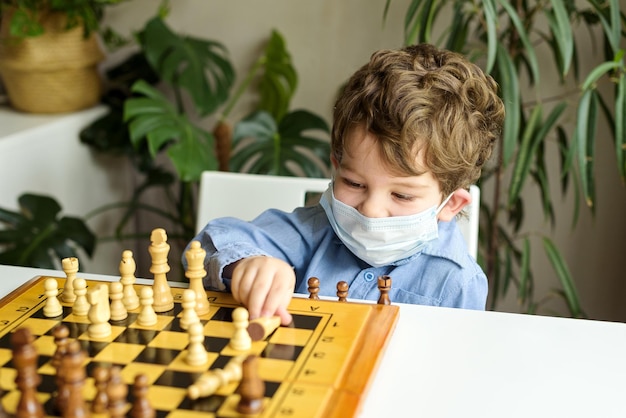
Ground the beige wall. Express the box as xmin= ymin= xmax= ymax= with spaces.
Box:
xmin=103 ymin=0 xmax=626 ymax=322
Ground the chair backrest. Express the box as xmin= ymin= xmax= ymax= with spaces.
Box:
xmin=196 ymin=171 xmax=330 ymax=234
xmin=457 ymin=185 xmax=480 ymax=259
xmin=196 ymin=171 xmax=480 ymax=259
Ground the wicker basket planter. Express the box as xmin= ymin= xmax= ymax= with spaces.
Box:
xmin=0 ymin=11 xmax=104 ymax=114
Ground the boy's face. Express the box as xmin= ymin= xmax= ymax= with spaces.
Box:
xmin=332 ymin=125 xmax=444 ymax=218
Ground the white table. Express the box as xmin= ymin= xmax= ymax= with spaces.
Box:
xmin=1 ymin=264 xmax=625 ymax=418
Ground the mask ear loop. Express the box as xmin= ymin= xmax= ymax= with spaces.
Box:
xmin=435 ymin=193 xmax=454 ymax=215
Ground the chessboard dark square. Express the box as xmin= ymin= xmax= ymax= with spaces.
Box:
xmin=262 ymin=343 xmax=303 ymax=361
xmin=36 ymin=372 xmax=56 ymax=393
xmin=291 ymin=314 xmax=322 ymax=330
xmin=134 ymin=347 xmax=180 ymax=365
xmin=209 ymin=306 xmax=235 ymax=322
xmin=203 ymin=335 xmax=231 ymax=352
xmin=176 ymin=393 xmax=227 ymax=413
xmin=153 ymin=369 xmax=201 ymax=388
xmin=114 ymin=327 xmax=160 ymax=345
xmin=31 ymin=305 xmax=72 ymax=319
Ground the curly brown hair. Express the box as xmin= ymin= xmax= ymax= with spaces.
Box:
xmin=331 ymin=43 xmax=505 ymax=195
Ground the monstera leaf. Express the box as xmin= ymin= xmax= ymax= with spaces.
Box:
xmin=0 ymin=194 xmax=95 ymax=269
xmin=124 ymin=80 xmax=218 ymax=183
xmin=229 ymin=110 xmax=331 ymax=177
xmin=138 ymin=16 xmax=235 ymax=117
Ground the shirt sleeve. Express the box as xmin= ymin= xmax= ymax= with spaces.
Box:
xmin=188 ymin=206 xmax=327 ymax=291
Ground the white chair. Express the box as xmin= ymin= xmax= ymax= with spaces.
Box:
xmin=196 ymin=171 xmax=330 ymax=234
xmin=196 ymin=171 xmax=480 ymax=259
xmin=457 ymin=185 xmax=480 ymax=259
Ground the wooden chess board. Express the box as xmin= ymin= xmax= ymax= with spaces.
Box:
xmin=0 ymin=275 xmax=399 ymax=417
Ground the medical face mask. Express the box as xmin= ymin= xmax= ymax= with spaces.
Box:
xmin=320 ymin=184 xmax=452 ymax=267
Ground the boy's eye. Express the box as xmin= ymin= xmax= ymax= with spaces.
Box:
xmin=342 ymin=178 xmax=364 ymax=188
xmin=393 ymin=193 xmax=415 ymax=201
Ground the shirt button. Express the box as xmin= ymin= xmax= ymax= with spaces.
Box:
xmin=364 ymin=272 xmax=375 ymax=282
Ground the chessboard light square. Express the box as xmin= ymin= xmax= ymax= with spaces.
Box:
xmin=147 ymin=385 xmax=187 ymax=410
xmin=257 ymin=357 xmax=293 ymax=381
xmin=217 ymin=394 xmax=268 ymax=418
xmin=148 ymin=331 xmax=189 ymax=350
xmin=77 ymin=325 xmax=126 ymax=342
xmin=128 ymin=315 xmax=174 ymax=330
xmin=203 ymin=320 xmax=234 ymax=338
xmin=63 ymin=313 xmax=91 ymax=324
xmin=121 ymin=363 xmax=167 ymax=385
xmin=269 ymin=327 xmax=313 ymax=346
xmin=169 ymin=351 xmax=219 ymax=372
xmin=0 ymin=348 xmax=12 ymax=367
xmin=0 ymin=367 xmax=17 ymax=390
xmin=168 ymin=411 xmax=216 ymax=418
xmin=0 ymin=390 xmax=51 ymax=414
xmin=19 ymin=318 xmax=58 ymax=336
xmin=32 ymin=335 xmax=56 ymax=356
xmin=219 ymin=340 xmax=267 ymax=357
xmin=92 ymin=342 xmax=145 ymax=364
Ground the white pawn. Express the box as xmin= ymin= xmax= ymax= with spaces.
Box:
xmin=119 ymin=250 xmax=139 ymax=311
xmin=109 ymin=281 xmax=128 ymax=321
xmin=185 ymin=321 xmax=208 ymax=366
xmin=43 ymin=278 xmax=63 ymax=318
xmin=72 ymin=278 xmax=89 ymax=317
xmin=87 ymin=284 xmax=111 ymax=339
xmin=180 ymin=289 xmax=199 ymax=330
xmin=137 ymin=286 xmax=157 ymax=327
xmin=229 ymin=307 xmax=252 ymax=351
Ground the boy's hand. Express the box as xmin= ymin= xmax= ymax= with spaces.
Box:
xmin=229 ymin=256 xmax=295 ymax=325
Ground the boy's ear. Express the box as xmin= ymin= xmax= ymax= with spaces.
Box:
xmin=331 ymin=155 xmax=339 ymax=169
xmin=438 ymin=188 xmax=471 ymax=221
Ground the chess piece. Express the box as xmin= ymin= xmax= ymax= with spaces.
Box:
xmin=120 ymin=250 xmax=140 ymax=311
xmin=62 ymin=340 xmax=89 ymax=418
xmin=179 ymin=289 xmax=200 ymax=330
xmin=61 ymin=257 xmax=79 ymax=303
xmin=337 ymin=281 xmax=349 ymax=302
xmin=230 ymin=307 xmax=252 ymax=351
xmin=184 ymin=241 xmax=210 ymax=315
xmin=129 ymin=373 xmax=155 ymax=418
xmin=377 ymin=275 xmax=392 ymax=305
xmin=51 ymin=324 xmax=70 ymax=413
xmin=43 ymin=278 xmax=63 ymax=317
xmin=107 ymin=366 xmax=128 ymax=418
xmin=11 ymin=327 xmax=44 ymax=418
xmin=148 ymin=228 xmax=174 ymax=312
xmin=91 ymin=366 xmax=109 ymax=414
xmin=137 ymin=286 xmax=157 ymax=327
xmin=72 ymin=277 xmax=89 ymax=316
xmin=247 ymin=316 xmax=281 ymax=341
xmin=308 ymin=277 xmax=320 ymax=299
xmin=185 ymin=321 xmax=208 ymax=366
xmin=188 ymin=355 xmax=245 ymax=400
xmin=109 ymin=281 xmax=128 ymax=321
xmin=237 ymin=355 xmax=265 ymax=415
xmin=87 ymin=284 xmax=112 ymax=338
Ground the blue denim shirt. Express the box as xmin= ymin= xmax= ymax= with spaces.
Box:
xmin=190 ymin=204 xmax=487 ymax=310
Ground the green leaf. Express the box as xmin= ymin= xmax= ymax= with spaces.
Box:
xmin=575 ymin=89 xmax=598 ymax=209
xmin=508 ymin=105 xmax=542 ymax=207
xmin=517 ymin=238 xmax=530 ymax=304
xmin=257 ymin=30 xmax=298 ymax=121
xmin=542 ymin=238 xmax=582 ymax=317
xmin=481 ymin=0 xmax=498 ymax=74
xmin=497 ymin=0 xmax=540 ymax=84
xmin=496 ymin=43 xmax=520 ymax=166
xmin=546 ymin=0 xmax=574 ymax=76
xmin=581 ymin=61 xmax=622 ymax=91
xmin=139 ymin=16 xmax=235 ymax=116
xmin=616 ymin=72 xmax=626 ymax=183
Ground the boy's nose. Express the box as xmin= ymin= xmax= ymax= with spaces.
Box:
xmin=357 ymin=196 xmax=387 ymax=218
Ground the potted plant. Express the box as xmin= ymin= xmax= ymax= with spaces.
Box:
xmin=0 ymin=0 xmax=127 ymax=113
xmin=388 ymin=0 xmax=625 ymax=317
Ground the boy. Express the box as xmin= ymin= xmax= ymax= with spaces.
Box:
xmin=190 ymin=43 xmax=505 ymax=325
